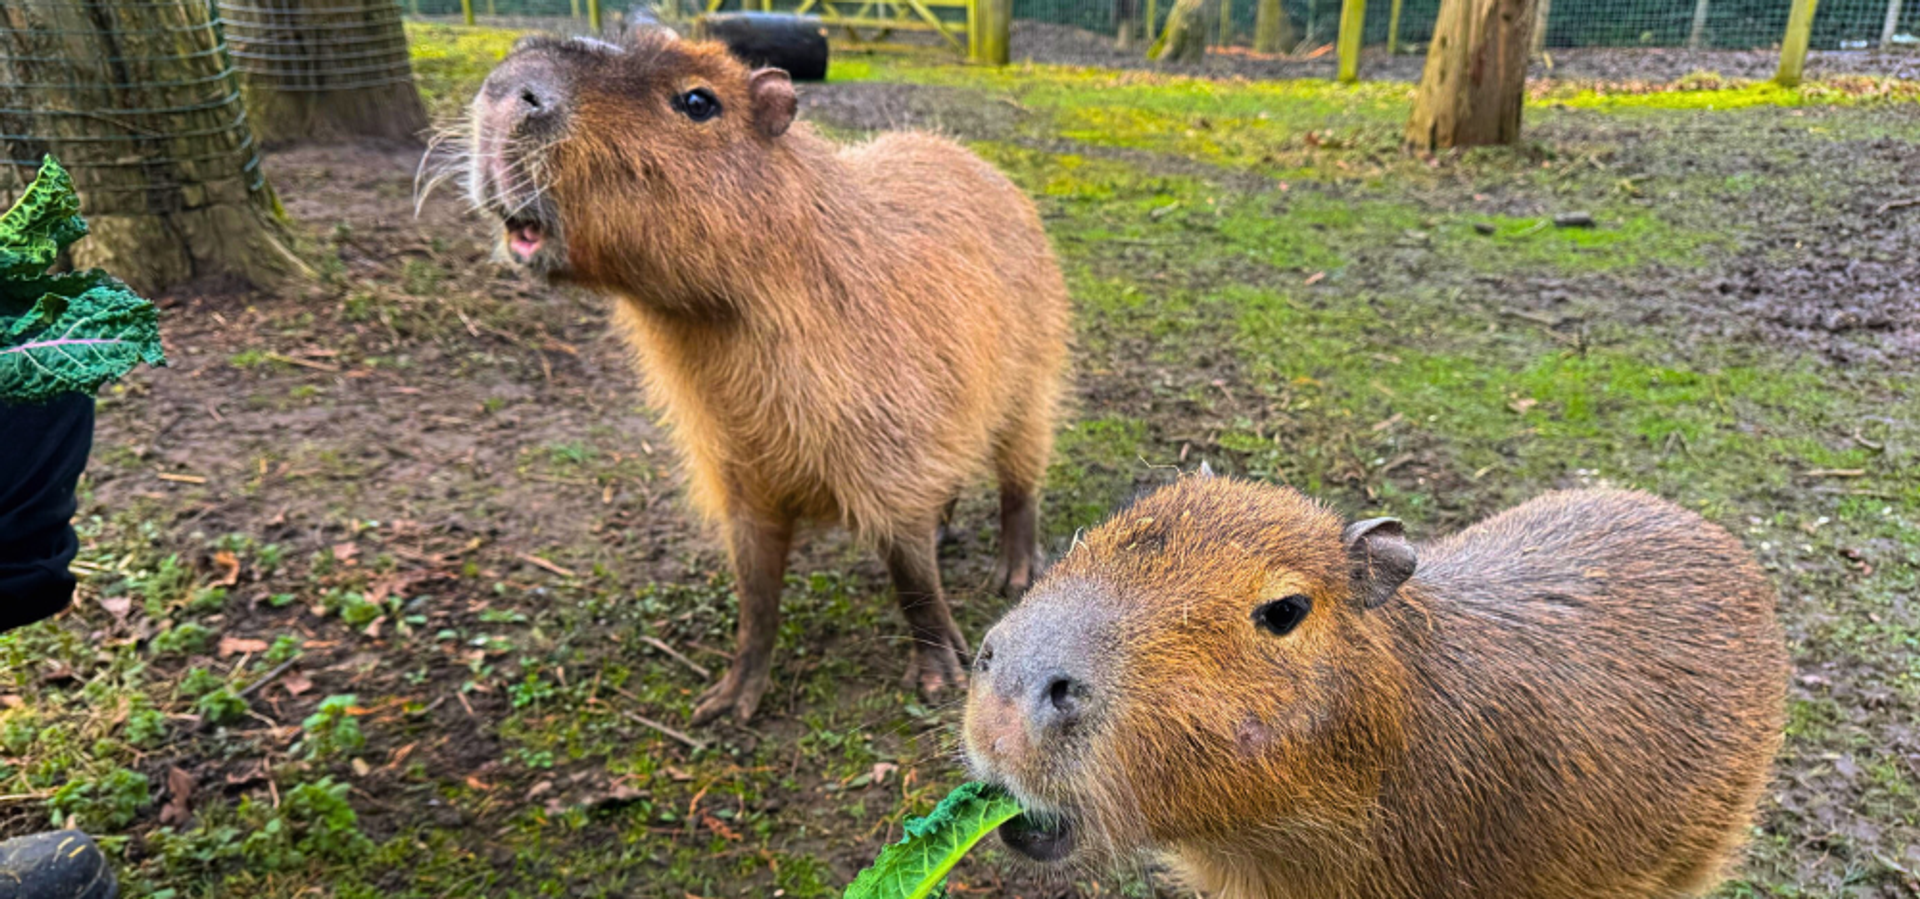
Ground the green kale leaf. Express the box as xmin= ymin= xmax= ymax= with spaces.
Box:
xmin=844 ymin=782 xmax=1025 ymax=899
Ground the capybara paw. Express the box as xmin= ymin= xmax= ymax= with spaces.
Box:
xmin=691 ymin=667 xmax=771 ymax=726
xmin=903 ymin=639 xmax=969 ymax=695
xmin=994 ymin=545 xmax=1046 ymax=598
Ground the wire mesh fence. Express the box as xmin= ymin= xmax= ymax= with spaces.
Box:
xmin=0 ymin=0 xmax=267 ymax=213
xmin=221 ymin=0 xmax=419 ymax=93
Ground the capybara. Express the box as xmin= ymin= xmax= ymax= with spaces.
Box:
xmin=458 ymin=32 xmax=1070 ymax=724
xmin=966 ymin=474 xmax=1787 ymax=898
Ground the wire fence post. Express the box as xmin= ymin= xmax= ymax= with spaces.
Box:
xmin=982 ymin=0 xmax=1010 ymax=63
xmin=1218 ymin=0 xmax=1233 ymax=43
xmin=1531 ymin=0 xmax=1550 ymax=52
xmin=1337 ymin=0 xmax=1365 ymax=81
xmin=1687 ymin=0 xmax=1710 ymax=47
xmin=1146 ymin=0 xmax=1159 ymax=45
xmin=1386 ymin=0 xmax=1403 ymax=53
xmin=461 ymin=0 xmax=474 ymax=23
xmin=589 ymin=0 xmax=602 ymax=31
xmin=1883 ymin=0 xmax=1904 ymax=48
xmin=1776 ymin=0 xmax=1818 ymax=86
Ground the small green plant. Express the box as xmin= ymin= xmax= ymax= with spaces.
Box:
xmin=235 ymin=777 xmax=372 ymax=870
xmin=150 ymin=622 xmax=213 ymax=657
xmin=123 ymin=703 xmax=168 ymax=749
xmin=186 ymin=585 xmax=227 ymax=614
xmin=507 ymin=671 xmax=556 ymax=709
xmin=47 ymin=767 xmax=149 ymax=830
xmin=196 ymin=688 xmax=249 ymax=726
xmin=299 ymin=695 xmax=365 ymax=760
xmin=264 ymin=634 xmax=303 ymax=664
xmin=177 ymin=667 xmax=224 ymax=697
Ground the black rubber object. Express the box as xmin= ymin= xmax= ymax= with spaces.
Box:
xmin=0 ymin=831 xmax=118 ymax=899
xmin=695 ymin=13 xmax=830 ymax=81
xmin=0 ymin=393 xmax=93 ymax=634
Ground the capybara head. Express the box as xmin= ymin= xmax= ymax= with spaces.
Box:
xmin=462 ymin=30 xmax=797 ymax=299
xmin=964 ymin=473 xmax=1417 ymax=865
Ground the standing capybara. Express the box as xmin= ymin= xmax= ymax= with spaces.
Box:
xmin=457 ymin=31 xmax=1070 ymax=723
xmin=966 ymin=474 xmax=1788 ymax=898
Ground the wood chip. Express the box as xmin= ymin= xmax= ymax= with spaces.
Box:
xmin=218 ymin=637 xmax=269 ymax=658
xmin=1805 ymin=468 xmax=1867 ymax=478
xmin=157 ymin=472 xmax=207 ymax=484
xmin=263 ymin=352 xmax=341 ymax=372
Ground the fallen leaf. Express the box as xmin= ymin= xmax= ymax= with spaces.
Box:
xmin=159 ymin=766 xmax=195 ymax=827
xmin=100 ymin=597 xmax=132 ymax=620
xmin=218 ymin=637 xmax=269 ymax=658
xmin=870 ymin=762 xmax=899 ymax=786
xmin=466 ymin=775 xmax=493 ymax=791
xmin=40 ymin=662 xmax=76 ymax=685
xmin=1509 ymin=397 xmax=1539 ymax=414
xmin=1 ymin=694 xmax=24 ymax=709
xmin=331 ymin=542 xmax=359 ymax=563
xmin=1303 ymin=271 xmax=1327 ymax=286
xmin=526 ymin=781 xmax=554 ymax=800
xmin=212 ymin=550 xmax=241 ymax=587
xmin=280 ymin=671 xmax=314 ymax=696
xmin=664 ymin=767 xmax=695 ymax=782
xmin=350 ymin=758 xmax=371 ymax=777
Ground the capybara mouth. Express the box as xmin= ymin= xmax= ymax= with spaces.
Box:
xmin=503 ymin=216 xmax=545 ymax=262
xmin=999 ymin=811 xmax=1076 ymax=863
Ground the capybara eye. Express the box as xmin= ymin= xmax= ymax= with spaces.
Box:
xmin=1253 ymin=594 xmax=1312 ymax=636
xmin=676 ymin=88 xmax=720 ymax=122
xmin=973 ymin=645 xmax=994 ymax=673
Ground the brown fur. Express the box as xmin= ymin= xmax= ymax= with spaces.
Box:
xmin=966 ymin=476 xmax=1788 ymax=899
xmin=466 ymin=32 xmax=1070 ymax=723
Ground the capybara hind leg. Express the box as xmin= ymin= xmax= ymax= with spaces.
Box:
xmin=692 ymin=514 xmax=793 ymax=725
xmin=991 ymin=486 xmax=1043 ymax=598
xmin=991 ymin=411 xmax=1051 ymax=597
xmin=883 ymin=524 xmax=969 ymax=695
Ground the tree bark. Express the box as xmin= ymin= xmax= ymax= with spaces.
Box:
xmin=222 ymin=0 xmax=428 ymax=145
xmin=1254 ymin=0 xmax=1293 ymax=51
xmin=1153 ymin=0 xmax=1216 ymax=61
xmin=1 ymin=0 xmax=300 ymax=293
xmin=1404 ymin=0 xmax=1536 ymax=151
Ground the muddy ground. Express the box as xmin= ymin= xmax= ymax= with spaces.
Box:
xmin=2 ymin=25 xmax=1917 ymax=899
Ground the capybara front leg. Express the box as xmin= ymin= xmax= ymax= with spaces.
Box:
xmin=884 ymin=524 xmax=969 ymax=696
xmin=692 ymin=514 xmax=792 ymax=726
xmin=991 ymin=485 xmax=1043 ymax=598
xmin=935 ymin=496 xmax=963 ymax=548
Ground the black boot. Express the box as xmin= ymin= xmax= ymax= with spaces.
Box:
xmin=0 ymin=831 xmax=117 ymax=899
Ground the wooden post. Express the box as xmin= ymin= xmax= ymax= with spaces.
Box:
xmin=1386 ymin=0 xmax=1403 ymax=52
xmin=589 ymin=0 xmax=602 ymax=30
xmin=1147 ymin=0 xmax=1160 ymax=44
xmin=1687 ymin=0 xmax=1709 ymax=47
xmin=571 ymin=0 xmax=581 ymax=18
xmin=982 ymin=0 xmax=1012 ymax=64
xmin=461 ymin=0 xmax=474 ymax=23
xmin=1776 ymin=0 xmax=1817 ymax=86
xmin=1337 ymin=0 xmax=1365 ymax=81
xmin=1530 ymin=0 xmax=1549 ymax=52
xmin=1219 ymin=0 xmax=1233 ymax=43
xmin=970 ymin=0 xmax=983 ymax=59
xmin=1883 ymin=0 xmax=1903 ymax=48
xmin=485 ymin=0 xmax=496 ymax=16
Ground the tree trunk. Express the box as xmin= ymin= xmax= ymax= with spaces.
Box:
xmin=1153 ymin=0 xmax=1216 ymax=61
xmin=1404 ymin=0 xmax=1536 ymax=151
xmin=221 ymin=0 xmax=427 ymax=145
xmin=1254 ymin=0 xmax=1293 ymax=51
xmin=1 ymin=0 xmax=301 ymax=293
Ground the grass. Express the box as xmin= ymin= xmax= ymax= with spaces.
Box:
xmin=1 ymin=22 xmax=1914 ymax=899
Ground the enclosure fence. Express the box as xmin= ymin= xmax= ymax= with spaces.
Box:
xmin=220 ymin=0 xmax=419 ymax=93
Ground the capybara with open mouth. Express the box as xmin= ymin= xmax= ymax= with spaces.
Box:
xmin=452 ymin=30 xmax=1070 ymax=724
xmin=965 ymin=474 xmax=1787 ymax=898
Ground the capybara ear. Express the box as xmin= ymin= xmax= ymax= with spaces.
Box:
xmin=748 ymin=68 xmax=796 ymax=138
xmin=1343 ymin=517 xmax=1416 ymax=609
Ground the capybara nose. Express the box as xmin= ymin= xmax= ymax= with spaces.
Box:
xmin=1032 ymin=672 xmax=1086 ymax=732
xmin=479 ymin=54 xmax=568 ymax=134
xmin=975 ymin=583 xmax=1113 ymax=740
